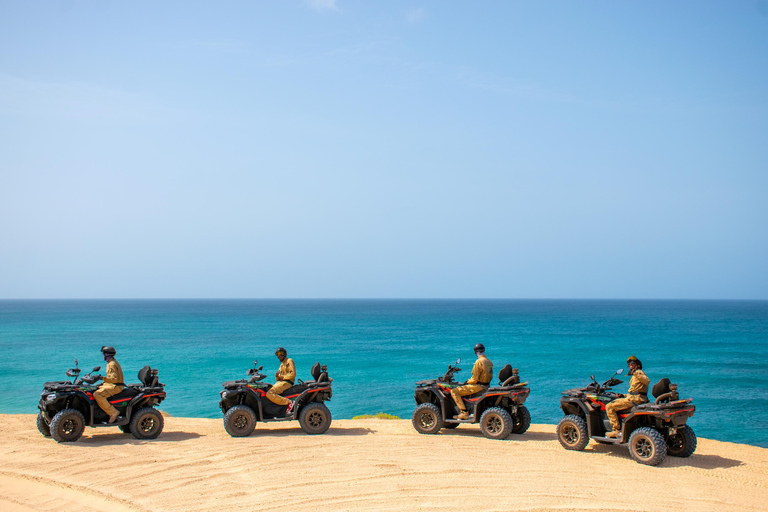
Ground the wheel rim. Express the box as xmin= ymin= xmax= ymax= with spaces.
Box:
xmin=308 ymin=410 xmax=324 ymax=428
xmin=418 ymin=411 xmax=436 ymax=429
xmin=562 ymin=423 xmax=579 ymax=445
xmin=668 ymin=433 xmax=684 ymax=452
xmin=233 ymin=414 xmax=248 ymax=430
xmin=139 ymin=415 xmax=156 ymax=433
xmin=634 ymin=436 xmax=654 ymax=459
xmin=61 ymin=418 xmax=77 ymax=436
xmin=485 ymin=414 xmax=503 ymax=435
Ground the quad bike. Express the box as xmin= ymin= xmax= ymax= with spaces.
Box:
xmin=557 ymin=368 xmax=697 ymax=466
xmin=37 ymin=359 xmax=167 ymax=443
xmin=412 ymin=358 xmax=531 ymax=440
xmin=219 ymin=359 xmax=333 ymax=436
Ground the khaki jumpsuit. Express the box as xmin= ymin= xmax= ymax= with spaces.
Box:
xmin=266 ymin=358 xmax=296 ymax=406
xmin=450 ymin=355 xmax=493 ymax=413
xmin=94 ymin=358 xmax=124 ymax=417
xmin=606 ymin=369 xmax=650 ymax=431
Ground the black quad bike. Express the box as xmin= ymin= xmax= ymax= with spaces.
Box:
xmin=557 ymin=368 xmax=697 ymax=466
xmin=412 ymin=358 xmax=531 ymax=440
xmin=219 ymin=359 xmax=333 ymax=437
xmin=37 ymin=359 xmax=167 ymax=443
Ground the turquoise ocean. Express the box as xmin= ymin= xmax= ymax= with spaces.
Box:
xmin=1 ymin=299 xmax=766 ymax=448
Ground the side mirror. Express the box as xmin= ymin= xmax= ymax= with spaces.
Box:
xmin=258 ymin=366 xmax=263 ymax=371
xmin=93 ymin=366 xmax=101 ymax=372
xmin=247 ymin=369 xmax=256 ymax=375
xmin=616 ymin=368 xmax=624 ymax=375
xmin=590 ymin=375 xmax=595 ymax=381
xmin=66 ymin=369 xmax=75 ymax=377
xmin=456 ymin=358 xmax=461 ymax=365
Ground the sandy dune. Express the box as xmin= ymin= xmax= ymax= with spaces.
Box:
xmin=1 ymin=414 xmax=766 ymax=512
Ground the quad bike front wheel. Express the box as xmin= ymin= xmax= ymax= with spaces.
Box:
xmin=628 ymin=427 xmax=667 ymax=466
xmin=130 ymin=407 xmax=164 ymax=440
xmin=511 ymin=405 xmax=531 ymax=435
xmin=411 ymin=403 xmax=443 ymax=435
xmin=36 ymin=413 xmax=51 ymax=437
xmin=299 ymin=402 xmax=332 ymax=435
xmin=557 ymin=415 xmax=589 ymax=451
xmin=666 ymin=425 xmax=697 ymax=458
xmin=223 ymin=405 xmax=257 ymax=437
xmin=50 ymin=408 xmax=85 ymax=443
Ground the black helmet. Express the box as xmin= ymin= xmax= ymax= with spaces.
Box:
xmin=275 ymin=347 xmax=287 ymax=357
xmin=101 ymin=346 xmax=116 ymax=356
xmin=627 ymin=355 xmax=642 ymax=369
xmin=474 ymin=343 xmax=485 ymax=354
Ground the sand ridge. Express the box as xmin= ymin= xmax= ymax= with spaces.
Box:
xmin=1 ymin=414 xmax=766 ymax=511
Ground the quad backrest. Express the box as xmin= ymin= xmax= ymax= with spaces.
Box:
xmin=311 ymin=362 xmax=321 ymax=381
xmin=138 ymin=365 xmax=153 ymax=387
xmin=498 ymin=364 xmax=513 ymax=384
xmin=652 ymin=378 xmax=670 ymax=399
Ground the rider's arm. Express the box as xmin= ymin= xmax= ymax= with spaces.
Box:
xmin=466 ymin=359 xmax=481 ymax=385
xmin=104 ymin=361 xmax=120 ymax=384
xmin=283 ymin=359 xmax=296 ymax=382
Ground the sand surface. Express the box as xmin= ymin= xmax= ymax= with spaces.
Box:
xmin=1 ymin=414 xmax=766 ymax=512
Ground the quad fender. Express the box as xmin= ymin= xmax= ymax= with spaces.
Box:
xmin=63 ymin=393 xmax=93 ymax=425
xmin=415 ymin=389 xmax=451 ymax=419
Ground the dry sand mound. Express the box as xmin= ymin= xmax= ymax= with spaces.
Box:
xmin=1 ymin=414 xmax=766 ymax=511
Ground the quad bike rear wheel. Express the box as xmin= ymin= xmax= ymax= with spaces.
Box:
xmin=628 ymin=427 xmax=667 ymax=466
xmin=479 ymin=407 xmax=513 ymax=440
xmin=557 ymin=415 xmax=589 ymax=451
xmin=223 ymin=405 xmax=257 ymax=437
xmin=50 ymin=408 xmax=85 ymax=443
xmin=130 ymin=407 xmax=164 ymax=440
xmin=36 ymin=413 xmax=51 ymax=437
xmin=511 ymin=405 xmax=531 ymax=435
xmin=411 ymin=403 xmax=443 ymax=435
xmin=666 ymin=425 xmax=697 ymax=458
xmin=299 ymin=402 xmax=332 ymax=435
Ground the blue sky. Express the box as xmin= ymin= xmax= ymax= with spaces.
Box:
xmin=1 ymin=1 xmax=766 ymax=299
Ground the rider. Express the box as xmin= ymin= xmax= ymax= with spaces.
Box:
xmin=605 ymin=355 xmax=650 ymax=437
xmin=450 ymin=343 xmax=493 ymax=420
xmin=93 ymin=346 xmax=125 ymax=424
xmin=266 ymin=347 xmax=297 ymax=414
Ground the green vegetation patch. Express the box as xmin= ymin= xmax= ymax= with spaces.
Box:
xmin=352 ymin=412 xmax=401 ymax=420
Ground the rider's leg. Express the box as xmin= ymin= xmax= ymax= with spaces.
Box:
xmin=94 ymin=384 xmax=121 ymax=423
xmin=266 ymin=381 xmax=292 ymax=406
xmin=450 ymin=384 xmax=484 ymax=419
xmin=605 ymin=398 xmax=633 ymax=436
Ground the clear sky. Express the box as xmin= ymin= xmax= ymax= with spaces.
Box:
xmin=1 ymin=1 xmax=766 ymax=299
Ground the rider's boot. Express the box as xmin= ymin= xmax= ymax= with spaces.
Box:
xmin=456 ymin=410 xmax=469 ymax=420
xmin=108 ymin=411 xmax=120 ymax=424
xmin=605 ymin=430 xmax=620 ymax=438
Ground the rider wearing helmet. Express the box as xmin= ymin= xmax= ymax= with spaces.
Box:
xmin=93 ymin=346 xmax=125 ymax=424
xmin=450 ymin=343 xmax=493 ymax=420
xmin=266 ymin=347 xmax=297 ymax=413
xmin=605 ymin=355 xmax=650 ymax=437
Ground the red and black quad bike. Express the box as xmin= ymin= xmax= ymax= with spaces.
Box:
xmin=219 ymin=359 xmax=333 ymax=437
xmin=37 ymin=359 xmax=167 ymax=443
xmin=557 ymin=368 xmax=697 ymax=466
xmin=412 ymin=358 xmax=531 ymax=440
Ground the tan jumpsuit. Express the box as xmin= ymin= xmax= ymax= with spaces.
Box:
xmin=606 ymin=369 xmax=650 ymax=431
xmin=266 ymin=358 xmax=296 ymax=406
xmin=94 ymin=359 xmax=124 ymax=417
xmin=450 ymin=355 xmax=493 ymax=412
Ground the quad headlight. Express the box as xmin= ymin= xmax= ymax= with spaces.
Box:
xmin=44 ymin=394 xmax=56 ymax=403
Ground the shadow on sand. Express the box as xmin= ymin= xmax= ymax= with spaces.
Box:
xmin=436 ymin=427 xmax=557 ymax=442
xmin=585 ymin=443 xmax=744 ymax=469
xmin=79 ymin=430 xmax=203 ymax=445
xmin=247 ymin=426 xmax=377 ymax=437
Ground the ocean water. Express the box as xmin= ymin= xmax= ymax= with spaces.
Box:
xmin=0 ymin=299 xmax=766 ymax=448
